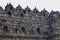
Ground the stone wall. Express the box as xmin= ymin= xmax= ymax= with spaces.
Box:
xmin=0 ymin=3 xmax=60 ymax=40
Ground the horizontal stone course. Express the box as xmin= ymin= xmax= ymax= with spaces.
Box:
xmin=0 ymin=3 xmax=60 ymax=40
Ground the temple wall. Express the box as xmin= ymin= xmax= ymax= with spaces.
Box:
xmin=0 ymin=3 xmax=60 ymax=40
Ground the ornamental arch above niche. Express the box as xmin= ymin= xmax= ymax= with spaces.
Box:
xmin=5 ymin=3 xmax=14 ymax=11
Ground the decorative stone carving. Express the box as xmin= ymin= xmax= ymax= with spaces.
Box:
xmin=0 ymin=4 xmax=59 ymax=40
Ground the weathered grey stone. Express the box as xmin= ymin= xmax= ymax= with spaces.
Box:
xmin=0 ymin=3 xmax=60 ymax=40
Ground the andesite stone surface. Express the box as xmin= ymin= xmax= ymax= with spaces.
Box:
xmin=0 ymin=3 xmax=60 ymax=40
